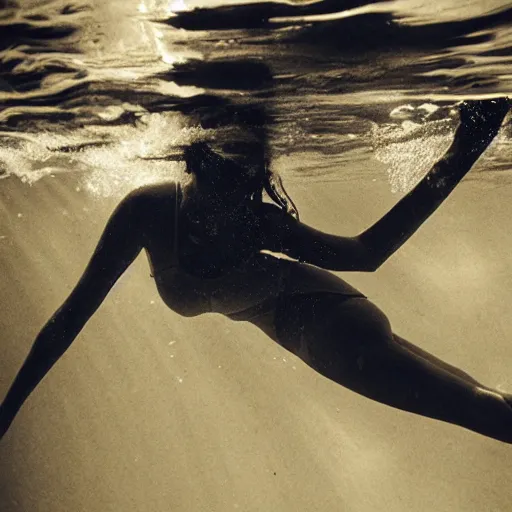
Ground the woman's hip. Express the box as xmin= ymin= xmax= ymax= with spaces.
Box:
xmin=272 ymin=292 xmax=392 ymax=364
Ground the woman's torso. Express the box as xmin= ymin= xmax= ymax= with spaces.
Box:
xmin=141 ymin=182 xmax=363 ymax=318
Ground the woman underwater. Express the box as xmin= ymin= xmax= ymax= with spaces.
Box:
xmin=1 ymin=97 xmax=512 ymax=443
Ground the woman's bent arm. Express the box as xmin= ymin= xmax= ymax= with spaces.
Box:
xmin=0 ymin=192 xmax=145 ymax=439
xmin=265 ymin=99 xmax=509 ymax=272
xmin=359 ymin=99 xmax=509 ymax=270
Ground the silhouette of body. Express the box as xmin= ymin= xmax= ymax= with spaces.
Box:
xmin=1 ymin=98 xmax=512 ymax=443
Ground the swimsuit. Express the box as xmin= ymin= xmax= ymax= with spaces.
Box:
xmin=147 ymin=181 xmax=365 ymax=323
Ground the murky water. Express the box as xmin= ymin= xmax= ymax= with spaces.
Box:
xmin=1 ymin=2 xmax=512 ymax=512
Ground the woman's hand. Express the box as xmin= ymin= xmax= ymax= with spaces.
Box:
xmin=0 ymin=404 xmax=12 ymax=440
xmin=454 ymin=97 xmax=510 ymax=164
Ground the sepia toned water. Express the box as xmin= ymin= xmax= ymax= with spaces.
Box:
xmin=1 ymin=1 xmax=512 ymax=511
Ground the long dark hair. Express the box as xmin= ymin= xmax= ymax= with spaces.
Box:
xmin=186 ymin=98 xmax=300 ymax=220
xmin=262 ymin=166 xmax=299 ymax=221
xmin=176 ymin=59 xmax=299 ymax=219
xmin=184 ymin=138 xmax=299 ymax=221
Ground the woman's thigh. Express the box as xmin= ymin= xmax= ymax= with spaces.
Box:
xmin=273 ymin=293 xmax=394 ymax=377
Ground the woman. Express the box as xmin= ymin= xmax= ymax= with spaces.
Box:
xmin=1 ymin=98 xmax=512 ymax=443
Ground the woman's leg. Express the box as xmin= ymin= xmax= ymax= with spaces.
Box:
xmin=273 ymin=294 xmax=512 ymax=443
xmin=392 ymin=335 xmax=484 ymax=388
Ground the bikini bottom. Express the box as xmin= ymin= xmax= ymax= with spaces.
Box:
xmin=226 ymin=291 xmax=366 ymax=342
xmin=226 ymin=257 xmax=366 ymax=324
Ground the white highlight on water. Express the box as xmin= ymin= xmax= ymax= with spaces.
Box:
xmin=0 ymin=112 xmax=209 ymax=198
xmin=373 ymin=103 xmax=455 ymax=193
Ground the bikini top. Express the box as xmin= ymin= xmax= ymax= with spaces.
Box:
xmin=148 ymin=180 xmax=181 ymax=278
xmin=149 ymin=181 xmax=263 ymax=280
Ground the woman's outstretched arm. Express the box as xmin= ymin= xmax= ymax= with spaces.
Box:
xmin=0 ymin=191 xmax=145 ymax=439
xmin=358 ymin=98 xmax=509 ymax=270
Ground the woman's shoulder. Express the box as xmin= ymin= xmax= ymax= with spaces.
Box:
xmin=258 ymin=202 xmax=298 ymax=229
xmin=123 ymin=181 xmax=178 ymax=209
xmin=128 ymin=181 xmax=178 ymax=201
xmin=116 ymin=182 xmax=179 ymax=227
xmin=258 ymin=201 xmax=288 ymax=218
xmin=256 ymin=202 xmax=300 ymax=251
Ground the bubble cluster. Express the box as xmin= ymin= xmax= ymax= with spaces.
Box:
xmin=373 ymin=104 xmax=457 ymax=193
